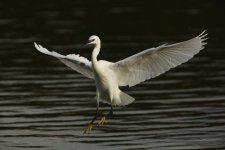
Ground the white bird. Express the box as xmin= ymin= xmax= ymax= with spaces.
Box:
xmin=34 ymin=31 xmax=207 ymax=133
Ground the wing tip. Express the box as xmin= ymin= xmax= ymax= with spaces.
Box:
xmin=34 ymin=42 xmax=38 ymax=49
xmin=34 ymin=42 xmax=50 ymax=55
xmin=197 ymin=30 xmax=208 ymax=47
xmin=199 ymin=30 xmax=206 ymax=36
xmin=34 ymin=42 xmax=41 ymax=50
xmin=34 ymin=42 xmax=42 ymax=52
xmin=198 ymin=30 xmax=208 ymax=39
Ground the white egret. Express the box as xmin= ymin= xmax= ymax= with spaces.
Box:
xmin=34 ymin=31 xmax=207 ymax=133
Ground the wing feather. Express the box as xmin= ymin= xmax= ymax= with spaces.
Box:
xmin=34 ymin=43 xmax=94 ymax=79
xmin=111 ymin=31 xmax=208 ymax=87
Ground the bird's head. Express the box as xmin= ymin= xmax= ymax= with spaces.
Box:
xmin=86 ymin=35 xmax=101 ymax=46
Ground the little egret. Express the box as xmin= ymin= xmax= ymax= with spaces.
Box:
xmin=34 ymin=31 xmax=207 ymax=133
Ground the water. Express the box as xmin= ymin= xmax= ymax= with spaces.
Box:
xmin=0 ymin=0 xmax=225 ymax=149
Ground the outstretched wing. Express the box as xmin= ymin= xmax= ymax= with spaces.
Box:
xmin=111 ymin=31 xmax=208 ymax=87
xmin=34 ymin=43 xmax=94 ymax=79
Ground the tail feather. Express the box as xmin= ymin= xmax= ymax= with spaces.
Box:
xmin=95 ymin=91 xmax=135 ymax=106
xmin=118 ymin=91 xmax=135 ymax=106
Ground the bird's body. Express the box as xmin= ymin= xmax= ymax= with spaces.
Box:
xmin=90 ymin=37 xmax=135 ymax=106
xmin=34 ymin=31 xmax=207 ymax=133
xmin=94 ymin=60 xmax=115 ymax=104
xmin=93 ymin=60 xmax=134 ymax=106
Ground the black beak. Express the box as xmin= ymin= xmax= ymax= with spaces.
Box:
xmin=86 ymin=39 xmax=95 ymax=45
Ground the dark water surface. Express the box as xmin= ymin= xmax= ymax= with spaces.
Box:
xmin=0 ymin=0 xmax=225 ymax=149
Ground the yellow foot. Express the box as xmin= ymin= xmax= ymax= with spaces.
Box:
xmin=83 ymin=123 xmax=93 ymax=134
xmin=98 ymin=116 xmax=107 ymax=126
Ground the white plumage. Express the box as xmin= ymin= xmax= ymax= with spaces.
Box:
xmin=34 ymin=43 xmax=94 ymax=79
xmin=34 ymin=31 xmax=207 ymax=133
xmin=112 ymin=31 xmax=207 ymax=87
xmin=34 ymin=32 xmax=207 ymax=105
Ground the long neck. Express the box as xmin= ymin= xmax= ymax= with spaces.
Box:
xmin=91 ymin=43 xmax=101 ymax=68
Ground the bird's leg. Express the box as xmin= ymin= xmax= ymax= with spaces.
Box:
xmin=83 ymin=104 xmax=99 ymax=134
xmin=98 ymin=106 xmax=108 ymax=126
xmin=98 ymin=115 xmax=107 ymax=126
xmin=98 ymin=108 xmax=106 ymax=126
xmin=98 ymin=105 xmax=113 ymax=126
xmin=108 ymin=105 xmax=114 ymax=119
